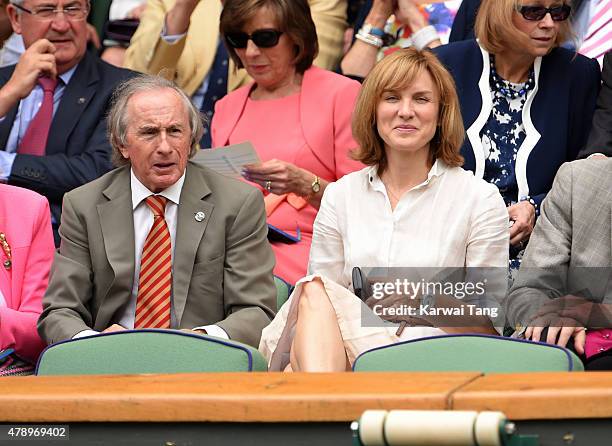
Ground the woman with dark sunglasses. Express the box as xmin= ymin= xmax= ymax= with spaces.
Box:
xmin=433 ymin=0 xmax=601 ymax=274
xmin=211 ymin=0 xmax=363 ymax=285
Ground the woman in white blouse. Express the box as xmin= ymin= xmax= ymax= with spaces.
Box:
xmin=259 ymin=48 xmax=509 ymax=372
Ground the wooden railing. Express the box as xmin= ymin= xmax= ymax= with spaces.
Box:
xmin=0 ymin=372 xmax=610 ymax=422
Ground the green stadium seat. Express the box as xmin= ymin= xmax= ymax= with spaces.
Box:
xmin=353 ymin=334 xmax=584 ymax=373
xmin=274 ymin=275 xmax=291 ymax=310
xmin=36 ymin=329 xmax=268 ymax=375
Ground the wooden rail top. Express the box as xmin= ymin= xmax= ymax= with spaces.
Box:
xmin=452 ymin=372 xmax=612 ymax=420
xmin=0 ymin=372 xmax=479 ymax=422
xmin=0 ymin=372 xmax=611 ymax=422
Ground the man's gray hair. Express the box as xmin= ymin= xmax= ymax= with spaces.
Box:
xmin=107 ymin=74 xmax=205 ymax=167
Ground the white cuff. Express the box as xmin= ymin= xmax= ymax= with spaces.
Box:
xmin=411 ymin=25 xmax=439 ymax=50
xmin=193 ymin=325 xmax=229 ymax=339
xmin=161 ymin=17 xmax=187 ymax=43
xmin=587 ymin=153 xmax=607 ymax=158
xmin=0 ymin=151 xmax=16 ymax=182
xmin=72 ymin=329 xmax=100 ymax=339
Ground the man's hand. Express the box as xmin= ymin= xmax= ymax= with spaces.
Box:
xmin=165 ymin=0 xmax=201 ymax=35
xmin=2 ymin=39 xmax=56 ymax=105
xmin=395 ymin=0 xmax=425 ymax=29
xmin=180 ymin=328 xmax=207 ymax=335
xmin=369 ymin=0 xmax=396 ymax=24
xmin=102 ymin=324 xmax=127 ymax=333
xmin=508 ymin=201 xmax=535 ymax=246
xmin=525 ymin=317 xmax=586 ymax=355
xmin=533 ymin=295 xmax=594 ymax=326
xmin=127 ymin=3 xmax=147 ymax=20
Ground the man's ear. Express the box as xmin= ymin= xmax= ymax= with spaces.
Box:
xmin=118 ymin=144 xmax=130 ymax=160
xmin=6 ymin=4 xmax=22 ymax=35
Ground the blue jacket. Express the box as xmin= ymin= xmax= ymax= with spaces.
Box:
xmin=433 ymin=40 xmax=600 ymax=209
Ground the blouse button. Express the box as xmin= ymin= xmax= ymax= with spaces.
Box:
xmin=600 ymin=347 xmax=606 ymax=352
xmin=604 ymin=334 xmax=610 ymax=339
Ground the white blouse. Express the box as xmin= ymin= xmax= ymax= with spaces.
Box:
xmin=308 ymin=160 xmax=510 ymax=288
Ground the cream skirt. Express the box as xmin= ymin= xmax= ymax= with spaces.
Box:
xmin=259 ymin=274 xmax=445 ymax=371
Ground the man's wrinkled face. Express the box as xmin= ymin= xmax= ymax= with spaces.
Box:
xmin=9 ymin=0 xmax=89 ymax=73
xmin=119 ymin=88 xmax=192 ymax=193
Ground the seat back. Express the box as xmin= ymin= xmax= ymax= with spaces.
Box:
xmin=274 ymin=275 xmax=291 ymax=310
xmin=353 ymin=334 xmax=584 ymax=373
xmin=36 ymin=329 xmax=268 ymax=375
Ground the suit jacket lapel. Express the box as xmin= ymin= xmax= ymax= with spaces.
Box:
xmin=46 ymin=52 xmax=99 ymax=156
xmin=0 ymin=66 xmax=18 ymax=149
xmin=173 ymin=163 xmax=213 ymax=324
xmin=97 ymin=166 xmax=136 ymax=317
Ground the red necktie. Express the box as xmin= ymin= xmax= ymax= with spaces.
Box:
xmin=134 ymin=195 xmax=172 ymax=329
xmin=18 ymin=77 xmax=59 ymax=156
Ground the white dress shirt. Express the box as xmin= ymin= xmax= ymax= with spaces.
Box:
xmin=308 ymin=160 xmax=510 ymax=288
xmin=74 ymin=169 xmax=228 ymax=339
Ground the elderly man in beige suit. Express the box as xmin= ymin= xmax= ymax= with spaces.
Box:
xmin=38 ymin=75 xmax=276 ymax=348
xmin=508 ymin=158 xmax=612 ymax=370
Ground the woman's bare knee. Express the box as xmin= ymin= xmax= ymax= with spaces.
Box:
xmin=298 ymin=278 xmax=332 ymax=313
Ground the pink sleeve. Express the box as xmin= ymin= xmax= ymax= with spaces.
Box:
xmin=0 ymin=197 xmax=54 ymax=361
xmin=332 ymin=80 xmax=363 ymax=179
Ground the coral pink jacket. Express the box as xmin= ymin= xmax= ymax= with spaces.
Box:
xmin=211 ymin=66 xmax=363 ymax=181
xmin=0 ymin=184 xmax=54 ymax=361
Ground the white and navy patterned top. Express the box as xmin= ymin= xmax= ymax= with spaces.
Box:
xmin=480 ymin=55 xmax=535 ymax=208
xmin=480 ymin=56 xmax=535 ymax=267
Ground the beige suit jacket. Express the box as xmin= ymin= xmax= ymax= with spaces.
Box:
xmin=38 ymin=162 xmax=276 ymax=347
xmin=507 ymin=159 xmax=612 ymax=327
xmin=124 ymin=0 xmax=347 ymax=96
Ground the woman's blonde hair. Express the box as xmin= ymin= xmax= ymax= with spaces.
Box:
xmin=475 ymin=0 xmax=575 ymax=54
xmin=352 ymin=48 xmax=464 ymax=172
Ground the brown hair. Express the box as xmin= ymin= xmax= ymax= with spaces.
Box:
xmin=219 ymin=0 xmax=318 ymax=74
xmin=475 ymin=0 xmax=575 ymax=54
xmin=352 ymin=48 xmax=464 ymax=172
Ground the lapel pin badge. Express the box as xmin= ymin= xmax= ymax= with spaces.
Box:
xmin=194 ymin=211 xmax=206 ymax=222
xmin=77 ymin=97 xmax=86 ymax=104
xmin=0 ymin=232 xmax=11 ymax=270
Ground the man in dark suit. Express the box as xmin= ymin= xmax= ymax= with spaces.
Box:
xmin=0 ymin=0 xmax=135 ymax=244
xmin=38 ymin=75 xmax=276 ymax=348
xmin=579 ymin=51 xmax=612 ymax=158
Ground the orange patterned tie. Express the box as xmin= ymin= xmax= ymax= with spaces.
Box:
xmin=134 ymin=195 xmax=172 ymax=329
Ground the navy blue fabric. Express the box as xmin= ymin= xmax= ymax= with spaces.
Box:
xmin=433 ymin=40 xmax=601 ymax=210
xmin=200 ymin=40 xmax=229 ymax=148
xmin=0 ymin=52 xmax=137 ymax=244
xmin=480 ymin=61 xmax=534 ymax=207
xmin=448 ymin=0 xmax=479 ymax=42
